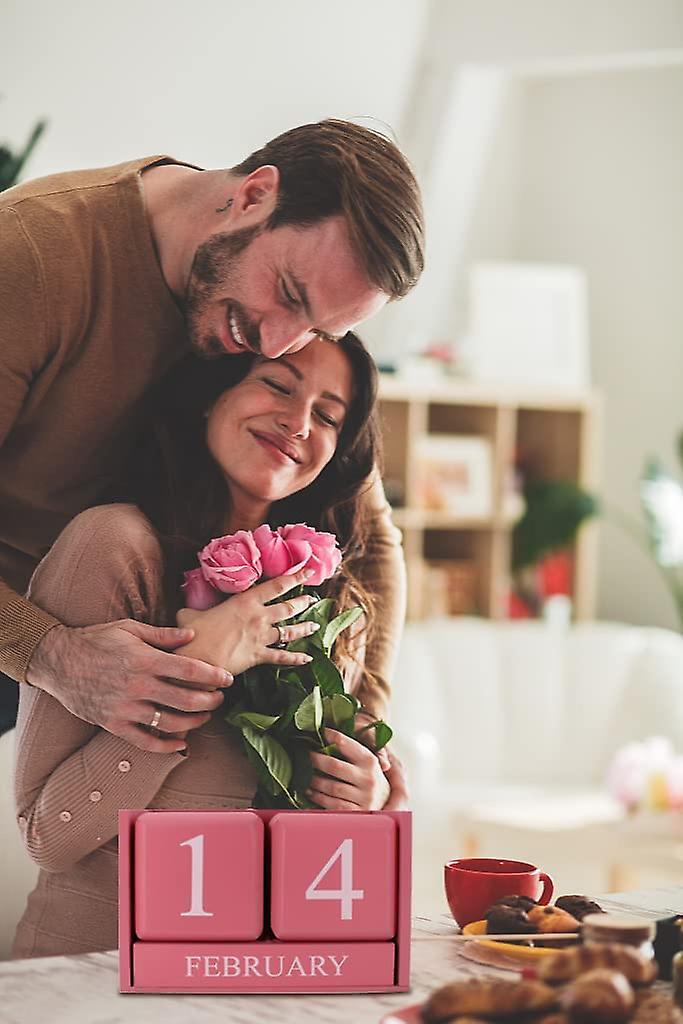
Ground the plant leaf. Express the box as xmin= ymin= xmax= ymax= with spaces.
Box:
xmin=231 ymin=711 xmax=280 ymax=731
xmin=372 ymin=720 xmax=393 ymax=750
xmin=322 ymin=606 xmax=363 ymax=654
xmin=294 ymin=686 xmax=323 ymax=732
xmin=309 ymin=645 xmax=345 ymax=696
xmin=241 ymin=724 xmax=295 ymax=803
xmin=323 ymin=693 xmax=355 ymax=729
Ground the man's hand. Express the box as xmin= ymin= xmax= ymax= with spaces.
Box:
xmin=26 ymin=620 xmax=232 ymax=753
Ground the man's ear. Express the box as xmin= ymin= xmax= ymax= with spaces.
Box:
xmin=231 ymin=165 xmax=280 ymax=224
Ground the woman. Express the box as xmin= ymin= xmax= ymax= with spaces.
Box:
xmin=13 ymin=333 xmax=405 ymax=958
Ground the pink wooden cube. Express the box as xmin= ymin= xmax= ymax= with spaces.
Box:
xmin=269 ymin=812 xmax=397 ymax=940
xmin=134 ymin=810 xmax=264 ymax=940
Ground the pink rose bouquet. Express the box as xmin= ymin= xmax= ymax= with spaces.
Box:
xmin=181 ymin=523 xmax=391 ymax=809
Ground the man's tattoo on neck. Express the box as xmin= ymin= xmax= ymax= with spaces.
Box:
xmin=215 ymin=197 xmax=234 ymax=213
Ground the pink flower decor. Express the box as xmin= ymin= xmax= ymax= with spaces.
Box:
xmin=181 ymin=568 xmax=222 ymax=610
xmin=277 ymin=523 xmax=342 ymax=586
xmin=253 ymin=524 xmax=312 ymax=579
xmin=198 ymin=531 xmax=263 ymax=594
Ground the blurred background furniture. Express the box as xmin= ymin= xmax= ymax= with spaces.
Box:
xmin=390 ymin=617 xmax=683 ymax=913
xmin=378 ymin=374 xmax=600 ymax=621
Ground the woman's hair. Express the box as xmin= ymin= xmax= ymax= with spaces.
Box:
xmin=116 ymin=333 xmax=382 ymax=670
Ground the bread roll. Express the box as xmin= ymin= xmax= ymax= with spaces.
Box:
xmin=561 ymin=969 xmax=634 ymax=1023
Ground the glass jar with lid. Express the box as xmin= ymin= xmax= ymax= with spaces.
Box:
xmin=582 ymin=913 xmax=656 ymax=963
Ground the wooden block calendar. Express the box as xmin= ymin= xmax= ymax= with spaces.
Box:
xmin=118 ymin=808 xmax=412 ymax=994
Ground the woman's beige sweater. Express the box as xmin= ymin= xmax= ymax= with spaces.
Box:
xmin=13 ymin=504 xmax=375 ymax=958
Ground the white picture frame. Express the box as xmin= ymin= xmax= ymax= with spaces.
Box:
xmin=415 ymin=435 xmax=493 ymax=518
xmin=466 ymin=261 xmax=590 ymax=390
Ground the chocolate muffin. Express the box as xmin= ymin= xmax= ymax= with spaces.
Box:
xmin=485 ymin=904 xmax=536 ymax=935
xmin=491 ymin=894 xmax=539 ymax=912
xmin=555 ymin=895 xmax=605 ymax=921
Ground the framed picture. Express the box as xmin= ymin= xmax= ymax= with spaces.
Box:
xmin=466 ymin=261 xmax=590 ymax=390
xmin=415 ymin=435 xmax=493 ymax=518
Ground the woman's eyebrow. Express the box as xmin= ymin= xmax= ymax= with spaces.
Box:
xmin=277 ymin=358 xmax=348 ymax=411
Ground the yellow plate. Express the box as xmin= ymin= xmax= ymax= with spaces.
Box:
xmin=462 ymin=920 xmax=571 ymax=962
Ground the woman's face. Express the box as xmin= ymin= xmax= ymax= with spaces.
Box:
xmin=206 ymin=338 xmax=353 ymax=512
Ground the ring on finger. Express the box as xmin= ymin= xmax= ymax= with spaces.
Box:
xmin=149 ymin=708 xmax=162 ymax=735
xmin=273 ymin=623 xmax=288 ymax=649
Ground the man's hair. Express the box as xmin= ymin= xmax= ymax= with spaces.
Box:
xmin=230 ymin=119 xmax=424 ymax=300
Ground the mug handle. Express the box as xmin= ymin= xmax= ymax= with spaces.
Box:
xmin=537 ymin=872 xmax=554 ymax=905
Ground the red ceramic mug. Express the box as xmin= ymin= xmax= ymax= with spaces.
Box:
xmin=444 ymin=857 xmax=554 ymax=928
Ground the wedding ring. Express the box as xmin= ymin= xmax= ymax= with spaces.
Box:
xmin=149 ymin=709 xmax=162 ymax=731
xmin=274 ymin=623 xmax=288 ymax=649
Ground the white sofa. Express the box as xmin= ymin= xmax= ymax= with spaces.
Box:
xmin=390 ymin=618 xmax=683 ymax=899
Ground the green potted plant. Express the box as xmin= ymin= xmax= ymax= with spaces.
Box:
xmin=511 ymin=479 xmax=599 ymax=618
xmin=1 ymin=115 xmax=46 ymax=192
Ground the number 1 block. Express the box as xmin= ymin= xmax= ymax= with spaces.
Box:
xmin=134 ymin=810 xmax=264 ymax=940
xmin=269 ymin=812 xmax=396 ymax=940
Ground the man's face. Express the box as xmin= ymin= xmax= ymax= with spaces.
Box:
xmin=184 ymin=214 xmax=388 ymax=359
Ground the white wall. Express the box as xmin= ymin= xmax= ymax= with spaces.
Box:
xmin=2 ymin=0 xmax=426 ymax=177
xmin=515 ymin=65 xmax=683 ymax=629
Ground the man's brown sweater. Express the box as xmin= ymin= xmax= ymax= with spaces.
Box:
xmin=0 ymin=156 xmax=405 ymax=708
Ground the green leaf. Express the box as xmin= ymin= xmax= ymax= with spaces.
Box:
xmin=372 ymin=720 xmax=393 ymax=750
xmin=241 ymin=724 xmax=295 ymax=803
xmin=309 ymin=645 xmax=345 ymax=696
xmin=322 ymin=606 xmax=363 ymax=654
xmin=230 ymin=711 xmax=280 ymax=731
xmin=290 ymin=742 xmax=315 ymax=795
xmin=287 ymin=597 xmax=335 ymax=652
xmin=294 ymin=686 xmax=323 ymax=732
xmin=323 ymin=693 xmax=355 ymax=729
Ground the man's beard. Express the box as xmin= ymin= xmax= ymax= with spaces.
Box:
xmin=184 ymin=224 xmax=262 ymax=358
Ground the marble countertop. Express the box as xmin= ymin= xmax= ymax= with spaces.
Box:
xmin=3 ymin=890 xmax=682 ymax=1023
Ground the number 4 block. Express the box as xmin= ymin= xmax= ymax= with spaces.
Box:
xmin=269 ymin=812 xmax=396 ymax=940
xmin=134 ymin=810 xmax=264 ymax=940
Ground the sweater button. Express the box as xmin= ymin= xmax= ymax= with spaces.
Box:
xmin=118 ymin=760 xmax=131 ymax=773
xmin=59 ymin=810 xmax=72 ymax=822
xmin=89 ymin=790 xmax=102 ymax=802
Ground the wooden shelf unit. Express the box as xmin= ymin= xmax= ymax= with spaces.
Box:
xmin=378 ymin=374 xmax=600 ymax=621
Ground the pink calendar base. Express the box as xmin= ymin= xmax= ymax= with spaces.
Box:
xmin=119 ymin=808 xmax=412 ymax=995
xmin=133 ymin=941 xmax=394 ymax=992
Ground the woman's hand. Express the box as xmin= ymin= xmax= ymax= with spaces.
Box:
xmin=307 ymin=728 xmax=391 ymax=811
xmin=176 ymin=568 xmax=320 ymax=676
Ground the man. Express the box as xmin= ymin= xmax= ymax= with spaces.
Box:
xmin=0 ymin=118 xmax=424 ymax=756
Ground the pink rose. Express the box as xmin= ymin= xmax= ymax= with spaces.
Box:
xmin=277 ymin=523 xmax=342 ymax=586
xmin=253 ymin=524 xmax=310 ymax=579
xmin=181 ymin=568 xmax=222 ymax=610
xmin=198 ymin=531 xmax=263 ymax=594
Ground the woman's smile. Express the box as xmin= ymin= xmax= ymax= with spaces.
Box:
xmin=248 ymin=428 xmax=302 ymax=466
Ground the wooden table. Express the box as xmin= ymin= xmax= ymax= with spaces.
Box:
xmin=1 ymin=889 xmax=682 ymax=1023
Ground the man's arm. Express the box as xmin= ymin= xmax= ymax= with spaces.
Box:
xmin=0 ymin=214 xmax=228 ymax=747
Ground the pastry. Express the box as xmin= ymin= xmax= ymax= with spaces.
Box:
xmin=555 ymin=895 xmax=605 ymax=921
xmin=485 ymin=904 xmax=536 ymax=935
xmin=560 ymin=968 xmax=634 ymax=1023
xmin=633 ymin=989 xmax=683 ymax=1023
xmin=422 ymin=977 xmax=558 ymax=1021
xmin=528 ymin=905 xmax=581 ymax=933
xmin=538 ymin=943 xmax=658 ymax=985
xmin=491 ymin=894 xmax=538 ymax=912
